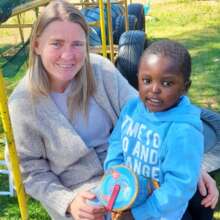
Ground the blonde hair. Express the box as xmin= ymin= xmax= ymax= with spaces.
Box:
xmin=28 ymin=0 xmax=96 ymax=117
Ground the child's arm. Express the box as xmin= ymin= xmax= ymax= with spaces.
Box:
xmin=104 ymin=113 xmax=125 ymax=171
xmin=104 ymin=98 xmax=138 ymax=171
xmin=104 ymin=98 xmax=137 ymax=171
xmin=131 ymin=124 xmax=204 ymax=220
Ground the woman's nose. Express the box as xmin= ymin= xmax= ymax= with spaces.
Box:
xmin=61 ymin=48 xmax=75 ymax=60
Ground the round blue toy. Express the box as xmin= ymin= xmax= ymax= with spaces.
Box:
xmin=91 ymin=165 xmax=159 ymax=211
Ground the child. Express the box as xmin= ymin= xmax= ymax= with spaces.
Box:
xmin=104 ymin=40 xmax=204 ymax=220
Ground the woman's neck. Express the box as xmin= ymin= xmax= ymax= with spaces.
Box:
xmin=50 ymin=81 xmax=71 ymax=93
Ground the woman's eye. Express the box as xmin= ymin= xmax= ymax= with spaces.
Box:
xmin=162 ymin=81 xmax=173 ymax=87
xmin=143 ymin=78 xmax=151 ymax=85
xmin=72 ymin=42 xmax=85 ymax=48
xmin=51 ymin=42 xmax=60 ymax=48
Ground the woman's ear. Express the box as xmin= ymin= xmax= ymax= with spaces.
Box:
xmin=33 ymin=40 xmax=41 ymax=55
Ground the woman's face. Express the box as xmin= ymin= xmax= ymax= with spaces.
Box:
xmin=34 ymin=20 xmax=87 ymax=92
xmin=138 ymin=54 xmax=186 ymax=112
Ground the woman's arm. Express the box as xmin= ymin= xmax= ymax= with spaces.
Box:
xmin=7 ymin=97 xmax=76 ymax=217
xmin=8 ymin=92 xmax=106 ymax=217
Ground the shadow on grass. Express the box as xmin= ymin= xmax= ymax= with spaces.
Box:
xmin=0 ymin=44 xmax=12 ymax=55
xmin=0 ymin=41 xmax=29 ymax=78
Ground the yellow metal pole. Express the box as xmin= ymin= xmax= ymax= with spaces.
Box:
xmin=17 ymin=14 xmax=25 ymax=44
xmin=106 ymin=0 xmax=114 ymax=62
xmin=99 ymin=0 xmax=107 ymax=57
xmin=124 ymin=0 xmax=128 ymax=31
xmin=0 ymin=70 xmax=28 ymax=220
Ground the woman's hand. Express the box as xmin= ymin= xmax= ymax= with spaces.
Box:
xmin=67 ymin=191 xmax=106 ymax=220
xmin=198 ymin=170 xmax=219 ymax=209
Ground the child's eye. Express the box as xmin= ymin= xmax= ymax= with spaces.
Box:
xmin=162 ymin=81 xmax=173 ymax=87
xmin=143 ymin=78 xmax=151 ymax=85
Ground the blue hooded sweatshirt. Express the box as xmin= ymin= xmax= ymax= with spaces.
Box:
xmin=104 ymin=96 xmax=204 ymax=220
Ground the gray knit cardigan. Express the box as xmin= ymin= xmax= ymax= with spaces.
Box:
xmin=8 ymin=53 xmax=137 ymax=217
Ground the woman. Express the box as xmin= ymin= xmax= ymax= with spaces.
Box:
xmin=7 ymin=1 xmax=218 ymax=220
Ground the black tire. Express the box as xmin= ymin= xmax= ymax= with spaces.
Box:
xmin=128 ymin=3 xmax=145 ymax=32
xmin=114 ymin=15 xmax=137 ymax=44
xmin=81 ymin=5 xmax=124 ymax=42
xmin=201 ymin=108 xmax=220 ymax=172
xmin=81 ymin=7 xmax=102 ymax=38
xmin=116 ymin=30 xmax=145 ymax=89
xmin=0 ymin=1 xmax=12 ymax=22
xmin=88 ymin=27 xmax=101 ymax=46
xmin=109 ymin=4 xmax=124 ymax=30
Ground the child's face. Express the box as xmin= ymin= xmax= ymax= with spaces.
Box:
xmin=138 ymin=54 xmax=186 ymax=112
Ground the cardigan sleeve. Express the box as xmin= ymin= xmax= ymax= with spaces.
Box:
xmin=7 ymin=95 xmax=76 ymax=217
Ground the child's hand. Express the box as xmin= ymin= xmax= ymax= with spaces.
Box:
xmin=112 ymin=210 xmax=134 ymax=220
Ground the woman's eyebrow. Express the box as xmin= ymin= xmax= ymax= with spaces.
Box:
xmin=49 ymin=38 xmax=85 ymax=43
xmin=48 ymin=38 xmax=63 ymax=42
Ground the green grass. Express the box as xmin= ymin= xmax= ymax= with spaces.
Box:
xmin=0 ymin=174 xmax=50 ymax=220
xmin=0 ymin=0 xmax=220 ymax=219
xmin=147 ymin=0 xmax=220 ymax=111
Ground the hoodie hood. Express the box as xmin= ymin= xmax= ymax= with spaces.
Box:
xmin=137 ymin=96 xmax=202 ymax=130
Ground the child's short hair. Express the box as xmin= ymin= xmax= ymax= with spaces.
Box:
xmin=141 ymin=40 xmax=191 ymax=83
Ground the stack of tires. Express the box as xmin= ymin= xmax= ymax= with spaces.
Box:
xmin=116 ymin=3 xmax=146 ymax=89
xmin=116 ymin=30 xmax=145 ymax=89
xmin=81 ymin=2 xmax=147 ymax=89
xmin=81 ymin=4 xmax=124 ymax=46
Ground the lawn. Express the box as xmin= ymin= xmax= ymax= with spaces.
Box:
xmin=146 ymin=0 xmax=220 ymax=110
xmin=0 ymin=0 xmax=220 ymax=219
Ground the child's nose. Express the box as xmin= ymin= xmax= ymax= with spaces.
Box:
xmin=152 ymin=83 xmax=161 ymax=93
